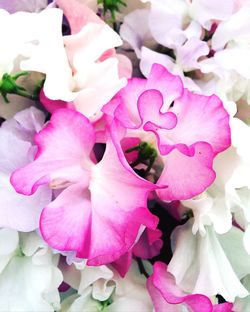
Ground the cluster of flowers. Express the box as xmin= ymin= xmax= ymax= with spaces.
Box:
xmin=0 ymin=0 xmax=250 ymax=311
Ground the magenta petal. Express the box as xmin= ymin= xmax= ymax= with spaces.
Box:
xmin=147 ymin=262 xmax=213 ymax=312
xmin=138 ymin=89 xmax=177 ymax=130
xmin=39 ymin=88 xmax=70 ymax=113
xmin=133 ymin=228 xmax=163 ymax=259
xmin=213 ymin=303 xmax=233 ymax=312
xmin=146 ymin=63 xmax=184 ymax=111
xmin=11 ymin=109 xmax=95 ymax=195
xmin=111 ymin=251 xmax=133 ymax=278
xmin=40 ymin=184 xmax=92 ymax=254
xmin=160 ymin=90 xmax=231 ymax=155
xmin=104 ymin=77 xmax=147 ymax=128
xmin=157 ymin=142 xmax=216 ymax=201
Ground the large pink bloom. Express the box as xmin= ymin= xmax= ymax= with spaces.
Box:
xmin=147 ymin=262 xmax=233 ymax=312
xmin=103 ymin=63 xmax=231 ymax=200
xmin=11 ymin=109 xmax=158 ymax=265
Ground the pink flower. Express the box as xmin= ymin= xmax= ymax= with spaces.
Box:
xmin=147 ymin=261 xmax=233 ymax=312
xmin=11 ymin=108 xmax=158 ymax=265
xmin=103 ymin=63 xmax=231 ymax=200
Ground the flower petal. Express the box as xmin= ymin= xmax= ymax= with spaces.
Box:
xmin=157 ymin=142 xmax=216 ymax=200
xmin=147 ymin=261 xmax=214 ymax=312
xmin=11 ymin=109 xmax=95 ymax=195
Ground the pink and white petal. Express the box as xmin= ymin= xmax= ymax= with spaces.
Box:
xmin=56 ymin=0 xmax=103 ymax=34
xmin=146 ymin=64 xmax=184 ymax=112
xmin=140 ymin=47 xmax=176 ymax=78
xmin=147 ymin=276 xmax=178 ymax=312
xmin=115 ymin=53 xmax=132 ymax=79
xmin=133 ymin=228 xmax=163 ymax=259
xmin=11 ymin=109 xmax=95 ymax=195
xmin=109 ymin=77 xmax=147 ymax=128
xmin=160 ymin=89 xmax=231 ymax=155
xmin=64 ymin=23 xmax=122 ymax=69
xmin=138 ymin=89 xmax=177 ymax=130
xmin=41 ymin=139 xmax=158 ymax=265
xmin=157 ymin=142 xmax=216 ymax=201
xmin=147 ymin=262 xmax=213 ymax=312
xmin=87 ymin=140 xmax=159 ymax=264
xmin=40 ymin=183 xmax=92 ymax=256
xmin=140 ymin=49 xmax=200 ymax=93
xmin=39 ymin=88 xmax=70 ymax=114
xmin=73 ymin=59 xmax=126 ymax=119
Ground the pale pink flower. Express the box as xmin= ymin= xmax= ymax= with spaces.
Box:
xmin=103 ymin=63 xmax=231 ymax=201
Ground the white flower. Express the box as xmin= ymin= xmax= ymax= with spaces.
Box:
xmin=168 ymin=219 xmax=250 ymax=302
xmin=0 ymin=229 xmax=62 ymax=311
xmin=60 ymin=260 xmax=153 ymax=311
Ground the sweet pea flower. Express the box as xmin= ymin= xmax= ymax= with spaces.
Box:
xmin=60 ymin=260 xmax=153 ymax=311
xmin=103 ymin=63 xmax=231 ymax=201
xmin=0 ymin=8 xmax=63 ymax=118
xmin=0 ymin=229 xmax=62 ymax=311
xmin=0 ymin=107 xmax=51 ymax=231
xmin=168 ymin=219 xmax=250 ymax=302
xmin=11 ymin=108 xmax=158 ymax=265
xmin=120 ymin=0 xmax=250 ymax=96
xmin=29 ymin=0 xmax=131 ymax=120
xmin=147 ymin=261 xmax=233 ymax=312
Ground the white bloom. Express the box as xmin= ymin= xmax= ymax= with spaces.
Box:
xmin=60 ymin=261 xmax=153 ymax=311
xmin=168 ymin=219 xmax=250 ymax=302
xmin=0 ymin=229 xmax=62 ymax=311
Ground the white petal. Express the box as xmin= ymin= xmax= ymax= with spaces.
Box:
xmin=168 ymin=220 xmax=250 ymax=301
